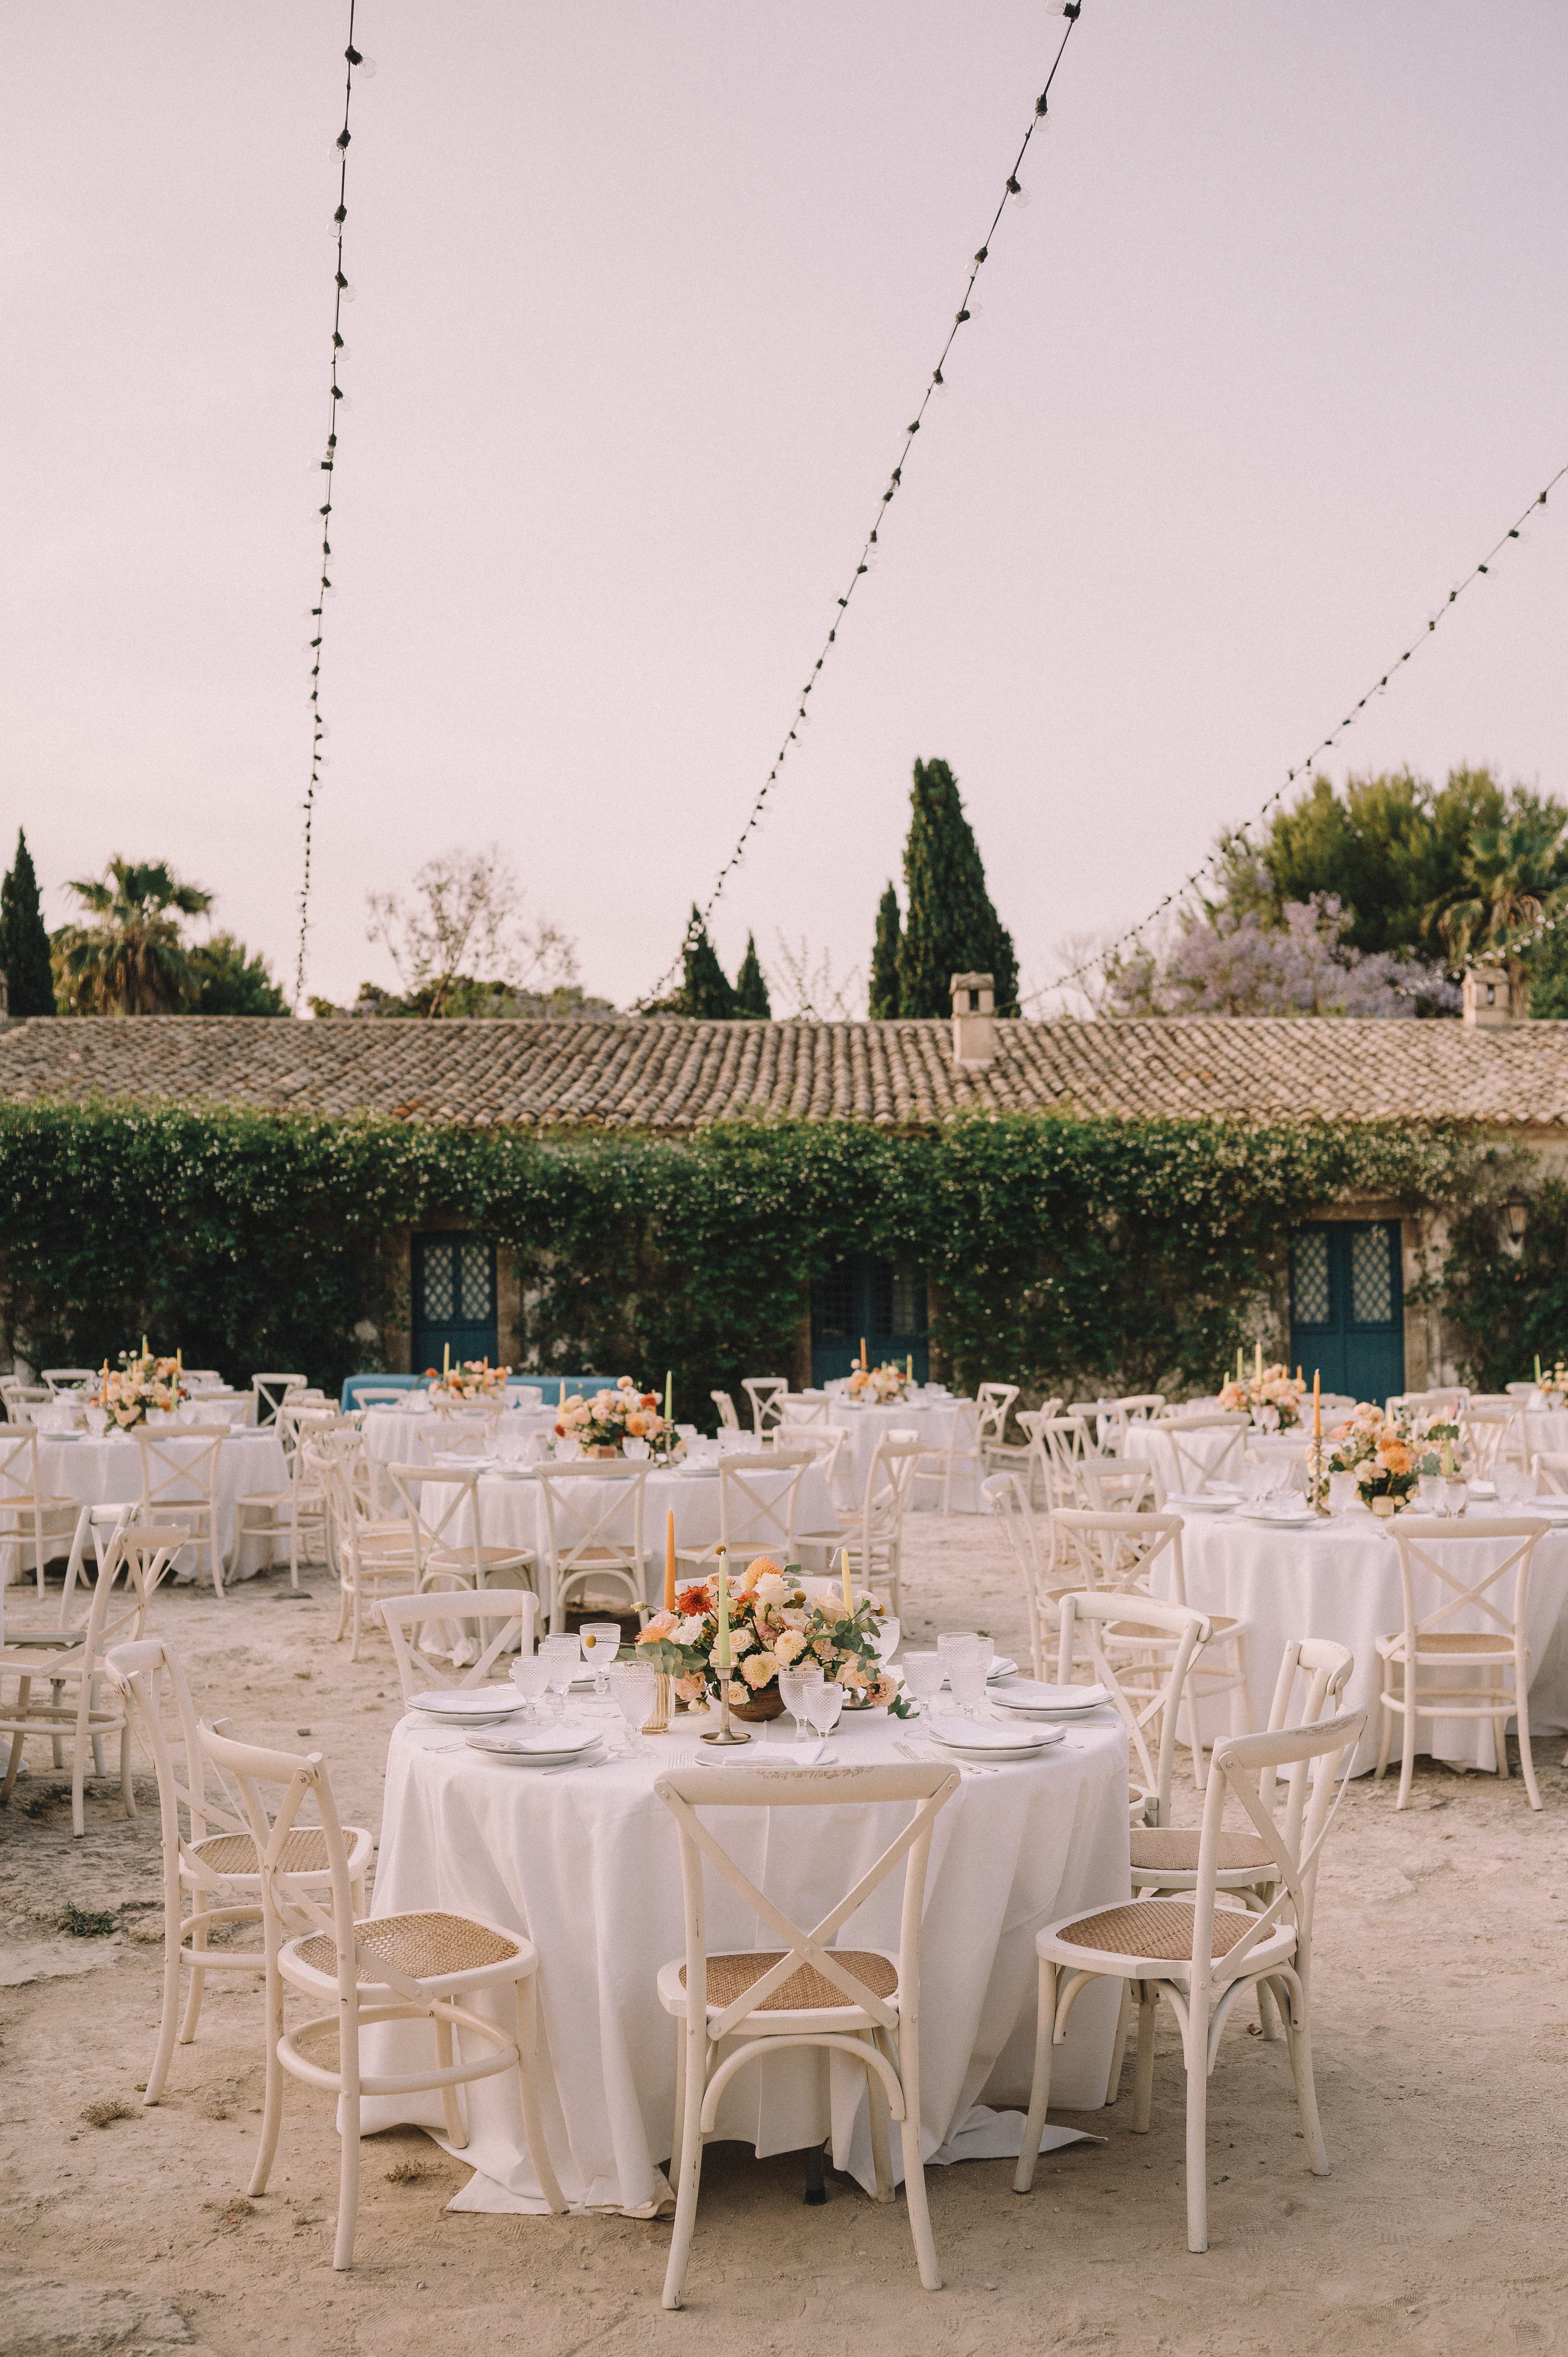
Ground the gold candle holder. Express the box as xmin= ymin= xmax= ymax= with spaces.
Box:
xmin=642 ymin=1672 xmax=672 ymax=1736
xmin=1310 ymin=1432 xmax=1329 ymax=1517
xmin=699 ymin=1680 xmax=750 ymax=1746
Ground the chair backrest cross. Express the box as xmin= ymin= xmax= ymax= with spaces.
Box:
xmin=742 ymin=1378 xmax=789 ymax=1442
xmin=376 ymin=1590 xmax=540 ymax=1703
xmin=533 ymin=1461 xmax=649 ymax=1630
xmin=1055 ymin=1589 xmax=1212 ymax=1825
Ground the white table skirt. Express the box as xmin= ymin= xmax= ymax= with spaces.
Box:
xmin=417 ymin=1464 xmax=837 ymax=1600
xmin=26 ymin=1430 xmax=289 ymax=1580
xmin=363 ymin=1708 xmax=1131 ymax=2213
xmin=1525 ymin=1409 xmax=1568 ymax=1462
xmin=1153 ymin=1511 xmax=1568 ymax=1775
xmin=822 ymin=1402 xmax=979 ymax=1513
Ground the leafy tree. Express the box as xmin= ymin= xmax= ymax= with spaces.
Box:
xmin=365 ymin=844 xmax=576 ymax=1019
xmin=675 ymin=908 xmax=735 ymax=1019
xmin=1106 ymin=892 xmax=1457 ymax=1017
xmin=733 ymin=932 xmax=772 ymax=1019
xmin=0 ymin=829 xmax=55 ymax=1016
xmin=1427 ymin=795 xmax=1568 ymax=996
xmin=868 ymin=884 xmax=901 ymax=1019
xmin=313 ymin=977 xmax=617 ymax=1019
xmin=54 ymin=857 xmax=212 ymax=1014
xmin=187 ymin=932 xmax=288 ymax=1015
xmin=896 ymin=758 xmax=1019 ymax=1017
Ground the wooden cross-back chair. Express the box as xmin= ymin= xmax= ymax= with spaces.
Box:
xmin=1051 ymin=1510 xmax=1254 ymax=1785
xmin=1151 ymin=1413 xmax=1250 ymax=1497
xmin=1013 ymin=1708 xmax=1366 ymax=2253
xmin=982 ymin=1472 xmax=1056 ymax=1682
xmin=104 ymin=1635 xmax=372 ymax=2104
xmin=533 ymin=1460 xmax=650 ymax=1632
xmin=1 ymin=1523 xmax=184 ymax=1834
xmin=742 ymin=1376 xmax=789 ymax=1442
xmin=1379 ymin=1515 xmax=1548 ymax=1809
xmin=672 ymin=1452 xmax=810 ymax=1575
xmin=252 ymin=1373 xmax=306 ymax=1429
xmin=0 ymin=1428 xmax=80 ymax=1600
xmin=199 ymin=1717 xmax=564 ymax=2270
xmin=376 ymin=1589 xmax=540 ymax=1705
xmin=1055 ymin=1590 xmax=1212 ymax=1833
xmin=652 ymin=1758 xmax=959 ymax=2309
xmin=133 ymin=1428 xmax=227 ymax=1596
xmin=384 ymin=1462 xmax=537 ymax=1596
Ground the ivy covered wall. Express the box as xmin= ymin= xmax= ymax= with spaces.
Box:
xmin=0 ymin=1101 xmax=1514 ymax=1415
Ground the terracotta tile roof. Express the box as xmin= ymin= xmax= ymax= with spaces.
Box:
xmin=1 ymin=1014 xmax=1566 ymax=1130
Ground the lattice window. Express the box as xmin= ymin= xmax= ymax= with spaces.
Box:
xmin=817 ymin=1264 xmax=854 ymax=1336
xmin=458 ymin=1240 xmax=492 ymax=1321
xmin=889 ymin=1265 xmax=924 ymax=1335
xmin=420 ymin=1244 xmax=455 ymax=1323
xmin=1291 ymin=1229 xmax=1331 ymax=1326
xmin=1350 ymin=1227 xmax=1394 ymax=1325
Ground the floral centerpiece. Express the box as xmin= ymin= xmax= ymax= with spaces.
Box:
xmin=1536 ymin=1362 xmax=1568 ymax=1407
xmin=426 ymin=1358 xmax=511 ymax=1400
xmin=1325 ymin=1404 xmax=1421 ymax=1510
xmin=1218 ymin=1362 xmax=1307 ymax=1431
xmin=555 ymin=1375 xmax=682 ymax=1460
xmin=848 ymin=1363 xmax=910 ymax=1405
xmin=98 ymin=1348 xmax=189 ymax=1430
xmin=635 ymin=1558 xmax=903 ymax=1718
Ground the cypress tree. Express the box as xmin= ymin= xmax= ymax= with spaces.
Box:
xmin=680 ymin=906 xmax=736 ymax=1019
xmin=868 ymin=883 xmax=901 ymax=1019
xmin=896 ymin=757 xmax=1019 ymax=1017
xmin=733 ymin=931 xmax=772 ymax=1019
xmin=0 ymin=829 xmax=56 ymax=1016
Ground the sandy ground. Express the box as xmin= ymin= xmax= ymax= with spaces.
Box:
xmin=3 ymin=1515 xmax=1567 ymax=2357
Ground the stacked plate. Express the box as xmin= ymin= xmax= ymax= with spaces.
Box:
xmin=465 ymin=1726 xmax=606 ymax=1768
xmin=925 ymin=1714 xmax=1064 ymax=1763
xmin=1165 ymin=1492 xmax=1235 ymax=1515
xmin=1236 ymin=1508 xmax=1318 ymax=1529
xmin=408 ymin=1687 xmax=521 ymax=1728
xmin=989 ymin=1680 xmax=1110 ymax=1722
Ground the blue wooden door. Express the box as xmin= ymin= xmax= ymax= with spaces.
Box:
xmin=810 ymin=1256 xmax=929 ymax=1388
xmin=411 ymin=1234 xmax=498 ymax=1374
xmin=1289 ymin=1221 xmax=1404 ymax=1404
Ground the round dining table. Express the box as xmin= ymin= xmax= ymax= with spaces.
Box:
xmin=1121 ymin=1420 xmax=1305 ymax=1497
xmin=362 ymin=1702 xmax=1131 ymax=2214
xmin=416 ymin=1461 xmax=837 ymax=1602
xmin=1150 ymin=1505 xmax=1568 ymax=1776
xmin=30 ymin=1427 xmax=289 ymax=1580
xmin=361 ymin=1404 xmax=560 ymax=1469
xmin=819 ymin=1397 xmax=980 ymax=1513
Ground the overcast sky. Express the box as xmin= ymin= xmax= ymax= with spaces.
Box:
xmin=3 ymin=2 xmax=1565 ymax=1015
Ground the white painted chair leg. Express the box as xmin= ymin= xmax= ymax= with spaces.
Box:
xmin=863 ymin=2033 xmax=894 ymax=2203
xmin=1133 ymin=1986 xmax=1158 ymax=2134
xmin=1183 ymin=2009 xmax=1209 ymax=2253
xmin=662 ymin=2019 xmax=709 ymax=2310
xmin=1012 ymin=1957 xmax=1057 ymax=2193
xmin=898 ymin=2102 xmax=941 ymax=2291
xmin=432 ymin=2012 xmax=468 ymax=2148
xmin=1284 ymin=2002 xmax=1330 ymax=2177
xmin=1396 ymin=1658 xmax=1417 ymax=1810
xmin=1105 ymin=1979 xmax=1132 ymax=2105
xmin=179 ymin=1915 xmax=209 ymax=2044
xmin=513 ymin=1973 xmax=566 ymax=2213
xmin=248 ymin=1961 xmax=286 ymax=2194
xmin=1515 ymin=1687 xmax=1542 ymax=1810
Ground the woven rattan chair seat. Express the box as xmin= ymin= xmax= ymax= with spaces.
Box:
xmin=1055 ymin=1900 xmax=1262 ymax=1964
xmin=1381 ymin=1628 xmax=1515 ymax=1655
xmin=680 ymin=1949 xmax=898 ymax=2013
xmin=1129 ymin=1828 xmax=1274 ymax=1875
xmin=295 ymin=1910 xmax=520 ymax=1984
xmin=192 ymin=1827 xmax=323 ymax=1875
xmin=430 ymin=1543 xmax=535 ymax=1566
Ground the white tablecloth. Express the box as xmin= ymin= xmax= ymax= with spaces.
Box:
xmin=30 ymin=1430 xmax=289 ymax=1580
xmin=1153 ymin=1510 xmax=1568 ymax=1775
xmin=1525 ymin=1409 xmax=1568 ymax=1462
xmin=364 ymin=1707 xmax=1131 ymax=2213
xmin=822 ymin=1400 xmax=977 ymax=1512
xmin=417 ymin=1464 xmax=837 ymax=1600
xmin=362 ymin=1406 xmax=559 ymax=1467
xmin=1122 ymin=1422 xmax=1304 ymax=1495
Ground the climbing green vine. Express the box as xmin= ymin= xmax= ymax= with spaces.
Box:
xmin=0 ymin=1101 xmax=1485 ymax=1415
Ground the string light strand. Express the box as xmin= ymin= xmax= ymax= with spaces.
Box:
xmin=295 ymin=7 xmax=368 ymax=1008
xmin=646 ymin=0 xmax=1086 ymax=1001
xmin=1028 ymin=458 xmax=1568 ymax=1008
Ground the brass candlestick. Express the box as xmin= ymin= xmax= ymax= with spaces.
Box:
xmin=1310 ymin=1430 xmax=1329 ymax=1517
xmin=699 ymin=1679 xmax=751 ymax=1746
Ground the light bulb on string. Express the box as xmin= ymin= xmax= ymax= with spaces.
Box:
xmin=1007 ymin=176 xmax=1031 ymax=208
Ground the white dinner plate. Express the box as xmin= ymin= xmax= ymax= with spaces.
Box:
xmin=488 ymin=1465 xmax=537 ymax=1481
xmin=1165 ymin=1492 xmax=1235 ymax=1514
xmin=677 ymin=1465 xmax=721 ymax=1480
xmin=926 ymin=1715 xmax=1064 ymax=1761
xmin=1236 ymin=1510 xmax=1319 ymax=1529
xmin=464 ymin=1729 xmax=605 ymax=1765
xmin=41 ymin=1430 xmax=85 ymax=1443
xmin=409 ymin=1687 xmax=521 ymax=1724
xmin=990 ymin=1680 xmax=1110 ymax=1717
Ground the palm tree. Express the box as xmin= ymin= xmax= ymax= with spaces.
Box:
xmin=1428 ymin=801 xmax=1568 ymax=997
xmin=56 ymin=857 xmax=213 ymax=1014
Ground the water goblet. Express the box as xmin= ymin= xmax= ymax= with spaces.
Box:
xmin=948 ymin=1653 xmax=990 ymax=1720
xmin=1327 ymin=1470 xmax=1357 ymax=1517
xmin=974 ymin=1636 xmax=995 ymax=1681
xmin=511 ymin=1652 xmax=551 ymax=1726
xmin=779 ymin=1668 xmax=810 ymax=1743
xmin=1417 ymin=1473 xmax=1444 ymax=1514
xmin=581 ymin=1621 xmax=623 ymax=1702
xmin=899 ymin=1651 xmax=944 ymax=1717
xmin=1442 ymin=1478 xmax=1469 ymax=1518
xmin=805 ymin=1681 xmax=844 ymax=1743
xmin=607 ymin=1660 xmax=657 ymax=1754
xmin=936 ymin=1631 xmax=979 ymax=1683
xmin=872 ymin=1615 xmax=901 ymax=1666
xmin=1241 ymin=1460 xmax=1272 ymax=1505
xmin=541 ymin=1634 xmax=581 ymax=1720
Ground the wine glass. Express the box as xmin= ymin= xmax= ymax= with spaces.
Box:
xmin=607 ymin=1660 xmax=657 ymax=1753
xmin=948 ymin=1652 xmax=990 ymax=1720
xmin=510 ymin=1652 xmax=550 ymax=1726
xmin=805 ymin=1681 xmax=844 ymax=1744
xmin=936 ymin=1632 xmax=980 ymax=1702
xmin=872 ymin=1616 xmax=900 ymax=1666
xmin=780 ymin=1662 xmax=824 ymax=1743
xmin=540 ymin=1634 xmax=581 ymax=1723
xmin=899 ymin=1651 xmax=943 ymax=1717
xmin=974 ymin=1636 xmax=995 ymax=1682
xmin=581 ymin=1621 xmax=623 ymax=1701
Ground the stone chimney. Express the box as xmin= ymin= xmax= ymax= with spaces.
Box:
xmin=1461 ymin=960 xmax=1528 ymax=1027
xmin=950 ymin=972 xmax=996 ymax=1067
